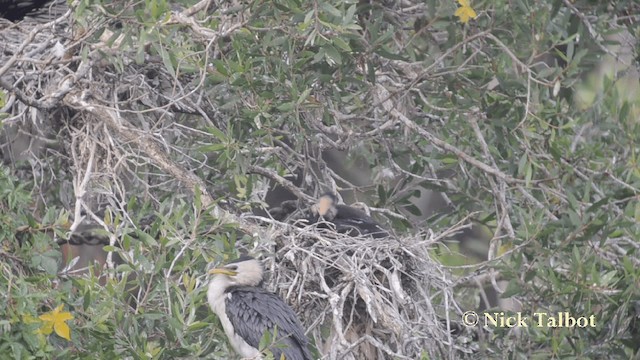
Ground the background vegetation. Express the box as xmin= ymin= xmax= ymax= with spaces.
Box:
xmin=0 ymin=0 xmax=638 ymax=358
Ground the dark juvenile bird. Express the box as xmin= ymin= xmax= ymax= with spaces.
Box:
xmin=0 ymin=0 xmax=67 ymax=22
xmin=308 ymin=193 xmax=390 ymax=239
xmin=268 ymin=199 xmax=300 ymax=221
xmin=207 ymin=256 xmax=313 ymax=360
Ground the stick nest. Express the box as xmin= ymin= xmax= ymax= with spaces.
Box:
xmin=249 ymin=218 xmax=475 ymax=360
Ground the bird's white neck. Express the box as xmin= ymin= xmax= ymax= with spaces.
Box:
xmin=207 ymin=275 xmax=230 ymax=314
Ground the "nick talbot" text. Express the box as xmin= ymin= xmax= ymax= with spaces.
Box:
xmin=484 ymin=312 xmax=596 ymax=328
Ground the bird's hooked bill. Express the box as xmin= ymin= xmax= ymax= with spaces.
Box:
xmin=209 ymin=267 xmax=237 ymax=276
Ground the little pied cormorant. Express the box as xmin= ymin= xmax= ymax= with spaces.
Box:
xmin=207 ymin=256 xmax=313 ymax=360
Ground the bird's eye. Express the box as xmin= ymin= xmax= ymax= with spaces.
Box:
xmin=226 ymin=265 xmax=238 ymax=271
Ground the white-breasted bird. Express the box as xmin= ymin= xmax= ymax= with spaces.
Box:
xmin=207 ymin=256 xmax=313 ymax=360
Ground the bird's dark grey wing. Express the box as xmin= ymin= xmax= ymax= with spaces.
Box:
xmin=332 ymin=218 xmax=390 ymax=239
xmin=226 ymin=287 xmax=313 ymax=360
xmin=334 ymin=205 xmax=390 ymax=238
xmin=334 ymin=204 xmax=370 ymax=220
xmin=269 ymin=200 xmax=300 ymax=221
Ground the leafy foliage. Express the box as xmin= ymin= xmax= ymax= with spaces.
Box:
xmin=0 ymin=0 xmax=639 ymax=358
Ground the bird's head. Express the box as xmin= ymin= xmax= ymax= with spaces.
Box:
xmin=209 ymin=255 xmax=264 ymax=287
xmin=311 ymin=192 xmax=338 ymax=219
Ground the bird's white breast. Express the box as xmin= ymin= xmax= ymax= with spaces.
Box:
xmin=208 ymin=280 xmax=261 ymax=358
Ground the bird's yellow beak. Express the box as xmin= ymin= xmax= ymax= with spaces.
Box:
xmin=318 ymin=196 xmax=332 ymax=217
xmin=209 ymin=268 xmax=237 ymax=276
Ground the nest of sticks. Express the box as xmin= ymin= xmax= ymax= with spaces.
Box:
xmin=245 ymin=213 xmax=475 ymax=360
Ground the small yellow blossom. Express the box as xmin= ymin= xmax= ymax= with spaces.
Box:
xmin=39 ymin=305 xmax=74 ymax=341
xmin=455 ymin=0 xmax=477 ymax=24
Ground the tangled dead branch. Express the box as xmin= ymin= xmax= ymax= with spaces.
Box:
xmin=0 ymin=1 xmax=260 ymax=230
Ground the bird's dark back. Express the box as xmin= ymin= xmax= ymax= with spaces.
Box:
xmin=333 ymin=205 xmax=390 ymax=238
xmin=225 ymin=286 xmax=313 ymax=360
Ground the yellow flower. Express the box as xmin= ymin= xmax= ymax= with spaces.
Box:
xmin=455 ymin=0 xmax=478 ymax=24
xmin=38 ymin=305 xmax=74 ymax=341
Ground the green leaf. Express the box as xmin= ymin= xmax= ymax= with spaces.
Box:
xmin=158 ymin=46 xmax=175 ymax=77
xmin=320 ymin=3 xmax=342 ymax=18
xmin=206 ymin=126 xmax=227 ymax=142
xmin=115 ymin=264 xmax=133 ymax=272
xmin=525 ymin=161 xmax=533 ymax=187
xmin=200 ymin=143 xmax=228 ymax=152
xmin=276 ymin=102 xmax=295 ymax=112
xmin=194 ymin=185 xmax=202 ymax=213
xmin=187 ymin=321 xmax=210 ymax=331
xmin=323 ymin=45 xmax=342 ymax=65
xmin=441 ymin=155 xmax=458 ymax=165
xmin=333 ymin=37 xmax=351 ymax=52
xmin=83 ymin=290 xmax=91 ymax=311
xmin=599 ymin=271 xmax=617 ymax=287
xmin=377 ymin=185 xmax=387 ymax=204
xmin=501 ymin=280 xmax=522 ymax=297
xmin=212 ymin=60 xmax=229 ymax=76
xmin=404 ymin=204 xmax=422 ymax=216
xmin=619 ymin=101 xmax=629 ymax=122
xmin=297 ymin=88 xmax=312 ymax=105
xmin=344 ymin=4 xmax=357 ymax=23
